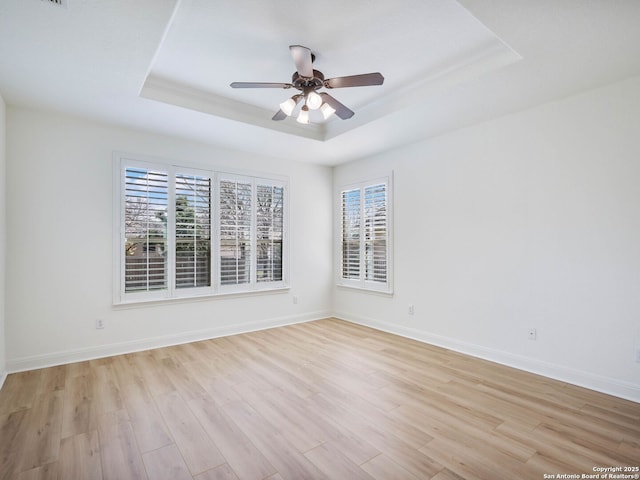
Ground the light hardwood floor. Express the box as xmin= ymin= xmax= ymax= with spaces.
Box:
xmin=0 ymin=318 xmax=638 ymax=480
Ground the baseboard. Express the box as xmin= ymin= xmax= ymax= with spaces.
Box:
xmin=0 ymin=370 xmax=6 ymax=391
xmin=8 ymin=310 xmax=639 ymax=404
xmin=334 ymin=312 xmax=640 ymax=404
xmin=6 ymin=310 xmax=331 ymax=373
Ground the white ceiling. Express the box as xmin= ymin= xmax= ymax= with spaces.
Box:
xmin=1 ymin=0 xmax=640 ymax=165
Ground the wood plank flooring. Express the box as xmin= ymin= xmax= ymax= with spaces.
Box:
xmin=0 ymin=318 xmax=638 ymax=479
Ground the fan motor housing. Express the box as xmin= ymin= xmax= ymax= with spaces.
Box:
xmin=292 ymin=70 xmax=324 ymax=90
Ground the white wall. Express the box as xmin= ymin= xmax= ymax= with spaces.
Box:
xmin=334 ymin=75 xmax=640 ymax=402
xmin=5 ymin=108 xmax=333 ymax=370
xmin=5 ymin=77 xmax=640 ymax=403
xmin=0 ymin=93 xmax=6 ymax=386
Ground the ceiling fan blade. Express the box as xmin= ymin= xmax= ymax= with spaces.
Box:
xmin=320 ymin=93 xmax=354 ymax=119
xmin=272 ymin=109 xmax=287 ymax=121
xmin=289 ymin=45 xmax=314 ymax=78
xmin=325 ymin=72 xmax=384 ymax=89
xmin=230 ymin=82 xmax=292 ymax=89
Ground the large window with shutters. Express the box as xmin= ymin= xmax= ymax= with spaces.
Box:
xmin=114 ymin=154 xmax=288 ymax=303
xmin=338 ymin=175 xmax=392 ymax=293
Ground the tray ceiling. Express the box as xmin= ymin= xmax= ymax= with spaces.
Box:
xmin=1 ymin=1 xmax=640 ymax=165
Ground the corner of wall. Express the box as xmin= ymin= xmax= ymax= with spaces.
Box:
xmin=0 ymin=93 xmax=6 ymax=389
xmin=335 ymin=312 xmax=640 ymax=404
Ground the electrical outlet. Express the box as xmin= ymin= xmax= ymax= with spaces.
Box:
xmin=96 ymin=319 xmax=105 ymax=329
xmin=528 ymin=328 xmax=537 ymax=340
xmin=635 ymin=348 xmax=640 ymax=363
xmin=292 ymin=295 xmax=298 ymax=305
xmin=408 ymin=304 xmax=414 ymax=315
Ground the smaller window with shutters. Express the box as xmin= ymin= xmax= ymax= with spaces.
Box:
xmin=114 ymin=153 xmax=288 ymax=303
xmin=338 ymin=175 xmax=392 ymax=293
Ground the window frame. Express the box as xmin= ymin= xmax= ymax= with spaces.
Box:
xmin=113 ymin=152 xmax=289 ymax=304
xmin=337 ymin=173 xmax=393 ymax=294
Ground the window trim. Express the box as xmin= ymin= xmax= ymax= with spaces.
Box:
xmin=113 ymin=152 xmax=289 ymax=305
xmin=337 ymin=172 xmax=393 ymax=294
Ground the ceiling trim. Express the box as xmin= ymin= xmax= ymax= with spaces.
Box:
xmin=325 ymin=41 xmax=522 ymax=140
xmin=140 ymin=38 xmax=521 ymax=142
xmin=140 ymin=75 xmax=326 ymax=141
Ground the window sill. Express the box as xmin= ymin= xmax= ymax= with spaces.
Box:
xmin=336 ymin=284 xmax=394 ymax=297
xmin=113 ymin=286 xmax=290 ymax=309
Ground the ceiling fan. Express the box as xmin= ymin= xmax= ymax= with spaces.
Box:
xmin=230 ymin=45 xmax=384 ymax=124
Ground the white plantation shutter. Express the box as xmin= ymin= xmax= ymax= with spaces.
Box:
xmin=339 ymin=176 xmax=392 ymax=292
xmin=364 ymin=183 xmax=387 ymax=283
xmin=175 ymin=173 xmax=212 ymax=289
xmin=256 ymin=184 xmax=284 ymax=282
xmin=124 ymin=167 xmax=168 ymax=293
xmin=219 ymin=178 xmax=252 ymax=286
xmin=116 ymin=154 xmax=289 ymax=303
xmin=341 ymin=189 xmax=360 ymax=279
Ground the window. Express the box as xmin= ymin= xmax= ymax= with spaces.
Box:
xmin=217 ymin=175 xmax=285 ymax=293
xmin=256 ymin=183 xmax=284 ymax=283
xmin=175 ymin=173 xmax=211 ymax=290
xmin=219 ymin=177 xmax=252 ymax=287
xmin=339 ymin=175 xmax=392 ymax=293
xmin=114 ymin=154 xmax=288 ymax=303
xmin=124 ymin=167 xmax=168 ymax=293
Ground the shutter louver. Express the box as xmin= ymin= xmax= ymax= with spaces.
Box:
xmin=175 ymin=174 xmax=211 ymax=289
xmin=124 ymin=168 xmax=168 ymax=292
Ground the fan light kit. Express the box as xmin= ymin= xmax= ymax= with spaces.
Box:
xmin=231 ymin=45 xmax=384 ymax=124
